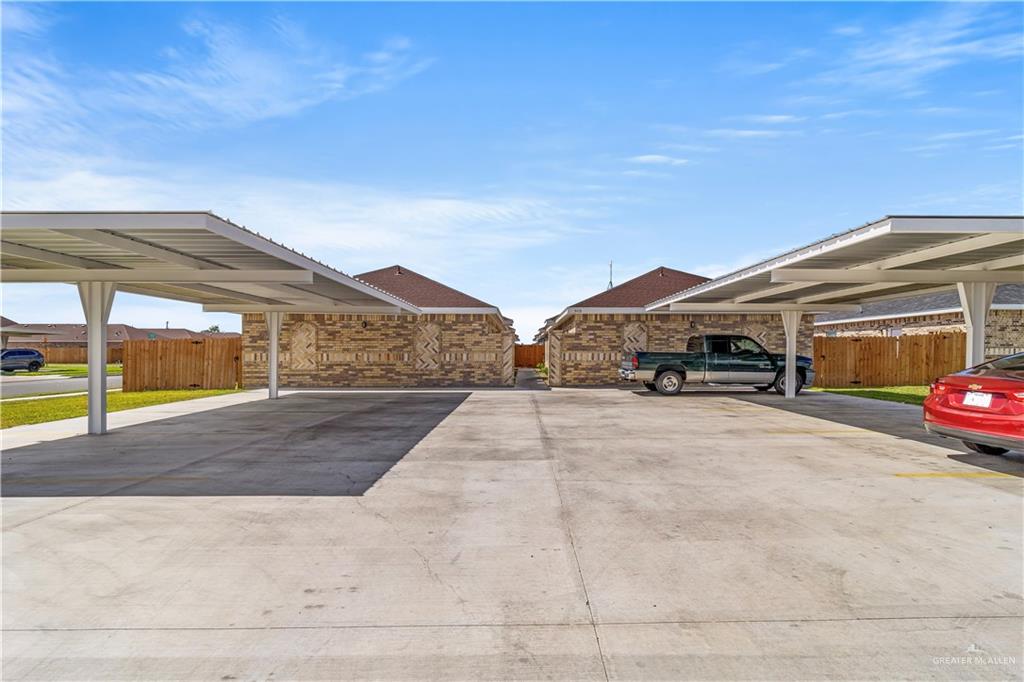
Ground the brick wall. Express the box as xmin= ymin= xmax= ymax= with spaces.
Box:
xmin=546 ymin=313 xmax=814 ymax=386
xmin=815 ymin=309 xmax=1024 ymax=357
xmin=242 ymin=313 xmax=514 ymax=388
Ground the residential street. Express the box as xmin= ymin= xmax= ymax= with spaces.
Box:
xmin=0 ymin=375 xmax=123 ymax=398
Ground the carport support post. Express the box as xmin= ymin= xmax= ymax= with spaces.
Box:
xmin=78 ymin=282 xmax=116 ymax=435
xmin=957 ymin=282 xmax=996 ymax=368
xmin=780 ymin=310 xmax=801 ymax=399
xmin=265 ymin=311 xmax=282 ymax=399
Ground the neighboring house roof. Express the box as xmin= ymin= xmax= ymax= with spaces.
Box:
xmin=356 ymin=265 xmax=496 ymax=309
xmin=1 ymin=316 xmax=17 ymax=327
xmin=536 ymin=266 xmax=710 ymax=339
xmin=569 ymin=267 xmax=710 ymax=308
xmin=815 ymin=283 xmax=1024 ymax=325
xmin=2 ymin=323 xmax=240 ymax=343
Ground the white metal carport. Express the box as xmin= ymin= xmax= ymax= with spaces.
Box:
xmin=0 ymin=211 xmax=420 ymax=433
xmin=647 ymin=215 xmax=1024 ymax=398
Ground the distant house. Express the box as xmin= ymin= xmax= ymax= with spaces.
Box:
xmin=815 ymin=284 xmax=1024 ymax=358
xmin=535 ymin=266 xmax=816 ymax=385
xmin=1 ymin=322 xmax=239 ymax=351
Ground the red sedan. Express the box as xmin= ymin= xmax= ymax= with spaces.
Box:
xmin=924 ymin=352 xmax=1024 ymax=455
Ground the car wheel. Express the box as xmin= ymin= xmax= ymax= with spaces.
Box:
xmin=27 ymin=361 xmax=41 ymax=372
xmin=656 ymin=371 xmax=683 ymax=396
xmin=754 ymin=385 xmax=770 ymax=392
xmin=773 ymin=370 xmax=804 ymax=395
xmin=962 ymin=441 xmax=1009 ymax=456
xmin=642 ymin=382 xmax=658 ymax=392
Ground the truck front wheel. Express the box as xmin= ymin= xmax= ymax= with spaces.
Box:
xmin=656 ymin=371 xmax=684 ymax=396
xmin=773 ymin=370 xmax=804 ymax=395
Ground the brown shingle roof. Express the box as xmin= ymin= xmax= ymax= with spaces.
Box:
xmin=570 ymin=266 xmax=710 ymax=308
xmin=356 ymin=266 xmax=495 ymax=308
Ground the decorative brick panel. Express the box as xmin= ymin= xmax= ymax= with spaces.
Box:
xmin=242 ymin=313 xmax=507 ymax=388
xmin=501 ymin=332 xmax=515 ymax=386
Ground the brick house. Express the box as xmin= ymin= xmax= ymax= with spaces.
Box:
xmin=814 ymin=283 xmax=1024 ymax=358
xmin=538 ymin=266 xmax=816 ymax=386
xmin=242 ymin=265 xmax=515 ymax=388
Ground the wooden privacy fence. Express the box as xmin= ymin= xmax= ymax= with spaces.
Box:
xmin=813 ymin=333 xmax=966 ymax=388
xmin=122 ymin=338 xmax=242 ymax=391
xmin=514 ymin=343 xmax=545 ymax=368
xmin=19 ymin=345 xmax=123 ymax=364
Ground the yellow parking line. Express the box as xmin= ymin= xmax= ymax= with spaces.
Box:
xmin=894 ymin=472 xmax=1017 ymax=479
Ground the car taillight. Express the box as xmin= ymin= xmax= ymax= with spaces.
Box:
xmin=631 ymin=355 xmax=639 ymax=369
xmin=1009 ymin=391 xmax=1024 ymax=402
xmin=930 ymin=381 xmax=948 ymax=394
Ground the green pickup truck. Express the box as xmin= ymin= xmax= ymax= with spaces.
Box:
xmin=619 ymin=334 xmax=815 ymax=396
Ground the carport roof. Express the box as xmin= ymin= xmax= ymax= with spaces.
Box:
xmin=0 ymin=211 xmax=420 ymax=314
xmin=647 ymin=215 xmax=1024 ymax=312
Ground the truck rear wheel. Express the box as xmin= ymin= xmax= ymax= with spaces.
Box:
xmin=656 ymin=371 xmax=683 ymax=396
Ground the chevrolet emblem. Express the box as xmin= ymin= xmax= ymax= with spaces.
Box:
xmin=968 ymin=383 xmax=982 ymax=390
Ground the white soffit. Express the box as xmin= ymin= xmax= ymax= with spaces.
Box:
xmin=647 ymin=215 xmax=1024 ymax=311
xmin=0 ymin=212 xmax=421 ymax=313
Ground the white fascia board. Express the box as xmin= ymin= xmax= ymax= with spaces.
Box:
xmin=667 ymin=302 xmax=862 ymax=313
xmin=888 ymin=216 xmax=1024 ymax=234
xmin=418 ymin=307 xmax=500 ymax=315
xmin=646 ymin=217 xmax=896 ymax=310
xmin=202 ymin=305 xmax=407 ymax=314
xmin=3 ymin=268 xmax=315 ymax=283
xmin=814 ymin=303 xmax=1024 ymax=326
xmin=772 ymin=268 xmax=1024 ymax=284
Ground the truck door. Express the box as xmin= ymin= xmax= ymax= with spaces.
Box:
xmin=705 ymin=336 xmax=733 ymax=383
xmin=728 ymin=336 xmax=775 ymax=383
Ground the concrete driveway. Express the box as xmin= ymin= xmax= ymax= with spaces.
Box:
xmin=2 ymin=389 xmax=1021 ymax=680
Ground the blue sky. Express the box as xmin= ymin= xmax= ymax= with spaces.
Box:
xmin=2 ymin=1 xmax=1022 ymax=338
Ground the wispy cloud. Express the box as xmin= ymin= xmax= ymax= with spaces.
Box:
xmin=1 ymin=3 xmax=55 ymax=36
xmin=705 ymin=128 xmax=794 ymax=139
xmin=625 ymin=154 xmax=689 ymax=166
xmin=813 ymin=5 xmax=1022 ymax=95
xmin=719 ymin=47 xmax=814 ymax=77
xmin=731 ymin=114 xmax=805 ymax=124
xmin=928 ymin=129 xmax=999 ymax=141
xmin=833 ymin=25 xmax=863 ymax=37
xmin=819 ymin=109 xmax=882 ymax=120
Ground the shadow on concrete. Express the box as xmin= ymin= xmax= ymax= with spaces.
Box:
xmin=947 ymin=452 xmax=1024 ymax=478
xmin=2 ymin=392 xmax=469 ymax=498
xmin=515 ymin=368 xmax=550 ymax=391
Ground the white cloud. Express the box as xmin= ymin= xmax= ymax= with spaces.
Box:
xmin=819 ymin=109 xmax=882 ymax=120
xmin=1 ymin=3 xmax=54 ymax=35
xmin=833 ymin=25 xmax=863 ymax=37
xmin=625 ymin=154 xmax=689 ymax=166
xmin=928 ymin=129 xmax=999 ymax=141
xmin=813 ymin=5 xmax=1022 ymax=94
xmin=705 ymin=129 xmax=793 ymax=139
xmin=732 ymin=114 xmax=805 ymax=124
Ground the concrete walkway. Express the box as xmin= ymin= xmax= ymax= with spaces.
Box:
xmin=2 ymin=389 xmax=1021 ymax=679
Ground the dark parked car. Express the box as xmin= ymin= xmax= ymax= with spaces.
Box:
xmin=923 ymin=352 xmax=1024 ymax=455
xmin=1 ymin=348 xmax=46 ymax=373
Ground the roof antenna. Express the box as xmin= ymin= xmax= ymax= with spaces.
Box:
xmin=607 ymin=261 xmax=613 ymax=290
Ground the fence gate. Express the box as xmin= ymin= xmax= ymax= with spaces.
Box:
xmin=122 ymin=337 xmax=242 ymax=391
xmin=514 ymin=344 xmax=545 ymax=368
xmin=813 ymin=333 xmax=966 ymax=388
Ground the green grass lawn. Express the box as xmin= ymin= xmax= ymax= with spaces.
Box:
xmin=1 ymin=389 xmax=241 ymax=429
xmin=813 ymin=385 xmax=930 ymax=406
xmin=38 ymin=363 xmax=123 ymax=378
